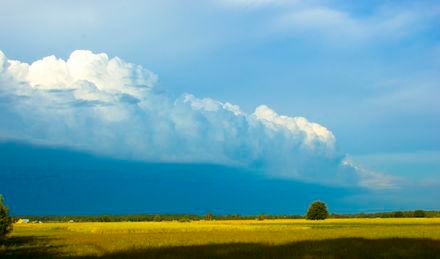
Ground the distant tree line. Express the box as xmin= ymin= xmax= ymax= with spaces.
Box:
xmin=12 ymin=210 xmax=439 ymax=223
xmin=330 ymin=210 xmax=439 ymax=218
xmin=3 ymin=193 xmax=437 ymax=223
xmin=11 ymin=213 xmax=304 ymax=223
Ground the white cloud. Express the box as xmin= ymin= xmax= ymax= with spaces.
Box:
xmin=342 ymin=158 xmax=398 ymax=189
xmin=8 ymin=50 xmax=157 ymax=98
xmin=217 ymin=0 xmax=434 ymax=43
xmin=274 ymin=6 xmax=425 ymax=43
xmin=253 ymin=105 xmax=335 ymax=152
xmin=0 ymin=49 xmax=386 ymax=188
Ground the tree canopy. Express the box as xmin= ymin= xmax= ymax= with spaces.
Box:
xmin=0 ymin=195 xmax=13 ymax=237
xmin=307 ymin=201 xmax=329 ymax=220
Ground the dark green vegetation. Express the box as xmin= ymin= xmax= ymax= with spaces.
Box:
xmin=11 ymin=214 xmax=304 ymax=223
xmin=1 ymin=237 xmax=440 ymax=259
xmin=307 ymin=201 xmax=329 ymax=220
xmin=12 ymin=210 xmax=440 ymax=223
xmin=0 ymin=195 xmax=13 ymax=238
xmin=414 ymin=210 xmax=426 ymax=218
xmin=331 ymin=210 xmax=440 ymax=218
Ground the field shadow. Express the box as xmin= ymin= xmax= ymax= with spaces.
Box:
xmin=79 ymin=237 xmax=440 ymax=259
xmin=0 ymin=236 xmax=64 ymax=259
xmin=2 ymin=237 xmax=440 ymax=258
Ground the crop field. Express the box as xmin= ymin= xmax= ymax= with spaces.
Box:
xmin=1 ymin=218 xmax=440 ymax=258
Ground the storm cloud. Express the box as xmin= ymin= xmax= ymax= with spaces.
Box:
xmin=0 ymin=50 xmax=390 ymax=187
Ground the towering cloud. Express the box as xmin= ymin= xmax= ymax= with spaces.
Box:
xmin=0 ymin=50 xmax=389 ymax=188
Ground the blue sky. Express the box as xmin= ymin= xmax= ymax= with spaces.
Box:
xmin=0 ymin=0 xmax=439 ymax=214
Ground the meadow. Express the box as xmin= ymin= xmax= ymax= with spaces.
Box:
xmin=1 ymin=218 xmax=440 ymax=258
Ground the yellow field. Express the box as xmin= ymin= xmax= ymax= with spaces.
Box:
xmin=3 ymin=218 xmax=440 ymax=258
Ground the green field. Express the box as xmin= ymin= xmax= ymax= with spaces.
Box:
xmin=1 ymin=218 xmax=440 ymax=258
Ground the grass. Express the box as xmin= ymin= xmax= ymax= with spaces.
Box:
xmin=1 ymin=218 xmax=440 ymax=258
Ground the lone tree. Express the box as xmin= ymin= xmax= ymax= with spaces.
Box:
xmin=0 ymin=195 xmax=13 ymax=238
xmin=306 ymin=201 xmax=329 ymax=220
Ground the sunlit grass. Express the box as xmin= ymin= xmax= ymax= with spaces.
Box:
xmin=3 ymin=218 xmax=440 ymax=257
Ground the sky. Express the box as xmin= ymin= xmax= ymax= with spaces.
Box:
xmin=0 ymin=0 xmax=439 ymax=215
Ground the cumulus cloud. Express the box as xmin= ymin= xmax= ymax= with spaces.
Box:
xmin=0 ymin=49 xmax=388 ymax=188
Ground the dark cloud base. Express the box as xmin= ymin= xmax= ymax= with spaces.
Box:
xmin=0 ymin=141 xmax=362 ymax=216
